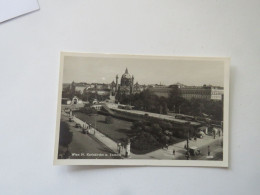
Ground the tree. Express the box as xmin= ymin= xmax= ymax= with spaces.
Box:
xmin=59 ymin=121 xmax=73 ymax=149
xmin=167 ymin=89 xmax=187 ymax=112
xmin=131 ymin=132 xmax=160 ymax=152
xmin=162 ymin=102 xmax=168 ymax=114
xmin=150 ymin=123 xmax=163 ymax=136
xmin=189 ymin=98 xmax=223 ymax=121
xmin=159 ymin=121 xmax=173 ymax=130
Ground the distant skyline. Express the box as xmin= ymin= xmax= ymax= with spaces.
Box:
xmin=63 ymin=56 xmax=225 ymax=87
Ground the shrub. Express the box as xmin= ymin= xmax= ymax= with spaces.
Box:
xmin=159 ymin=121 xmax=173 ymax=130
xmin=150 ymin=123 xmax=162 ymax=135
xmin=131 ymin=132 xmax=160 ymax=151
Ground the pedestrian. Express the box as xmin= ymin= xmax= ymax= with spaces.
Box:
xmin=208 ymin=145 xmax=210 ymax=156
xmin=173 ymin=149 xmax=175 ymax=156
xmin=118 ymin=143 xmax=121 ymax=154
xmin=118 ymin=146 xmax=121 ymax=155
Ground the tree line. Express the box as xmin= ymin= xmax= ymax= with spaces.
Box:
xmin=117 ymin=89 xmax=223 ymax=121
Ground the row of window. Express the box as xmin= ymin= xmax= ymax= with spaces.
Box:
xmin=180 ymin=90 xmax=223 ymax=95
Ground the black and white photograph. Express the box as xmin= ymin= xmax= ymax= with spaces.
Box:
xmin=54 ymin=52 xmax=229 ymax=167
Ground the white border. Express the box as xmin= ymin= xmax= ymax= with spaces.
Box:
xmin=53 ymin=52 xmax=230 ymax=167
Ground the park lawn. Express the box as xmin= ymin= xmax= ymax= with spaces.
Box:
xmin=74 ymin=112 xmax=185 ymax=155
xmin=74 ymin=112 xmax=134 ymax=143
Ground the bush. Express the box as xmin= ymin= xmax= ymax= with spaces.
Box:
xmin=159 ymin=121 xmax=173 ymax=130
xmin=151 ymin=123 xmax=162 ymax=135
xmin=131 ymin=132 xmax=160 ymax=152
xmin=105 ymin=116 xmax=113 ymax=124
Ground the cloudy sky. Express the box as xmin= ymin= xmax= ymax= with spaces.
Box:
xmin=63 ymin=55 xmax=225 ymax=86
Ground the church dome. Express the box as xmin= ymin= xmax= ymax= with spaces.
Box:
xmin=121 ymin=68 xmax=131 ymax=79
xmin=122 ymin=73 xmax=131 ymax=79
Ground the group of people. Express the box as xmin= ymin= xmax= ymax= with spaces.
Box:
xmin=117 ymin=142 xmax=130 ymax=157
xmin=81 ymin=122 xmax=96 ymax=135
xmin=81 ymin=122 xmax=90 ymax=134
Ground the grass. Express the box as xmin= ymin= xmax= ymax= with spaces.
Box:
xmin=74 ymin=112 xmax=134 ymax=143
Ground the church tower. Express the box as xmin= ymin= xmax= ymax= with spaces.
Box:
xmin=130 ymin=75 xmax=134 ymax=94
xmin=115 ymin=74 xmax=119 ymax=92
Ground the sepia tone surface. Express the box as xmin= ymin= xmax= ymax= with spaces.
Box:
xmin=54 ymin=52 xmax=229 ymax=167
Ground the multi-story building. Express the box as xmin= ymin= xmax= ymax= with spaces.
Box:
xmin=178 ymin=85 xmax=223 ymax=101
xmin=148 ymin=85 xmax=171 ymax=98
xmin=210 ymin=86 xmax=224 ymax=101
xmin=148 ymin=84 xmax=224 ymax=101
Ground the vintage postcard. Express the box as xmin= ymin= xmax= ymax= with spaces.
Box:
xmin=54 ymin=52 xmax=229 ymax=167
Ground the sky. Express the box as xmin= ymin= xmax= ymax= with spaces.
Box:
xmin=63 ymin=55 xmax=225 ymax=86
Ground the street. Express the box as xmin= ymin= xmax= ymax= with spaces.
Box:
xmin=61 ymin=115 xmax=121 ymax=159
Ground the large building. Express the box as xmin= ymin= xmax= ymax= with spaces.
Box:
xmin=116 ymin=68 xmax=134 ymax=95
xmin=111 ymin=68 xmax=146 ymax=96
xmin=149 ymin=83 xmax=224 ymax=101
xmin=178 ymin=85 xmax=224 ymax=101
xmin=64 ymin=81 xmax=110 ymax=96
xmin=148 ymin=84 xmax=171 ymax=98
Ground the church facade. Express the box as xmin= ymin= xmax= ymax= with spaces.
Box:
xmin=110 ymin=68 xmax=145 ymax=97
xmin=111 ymin=68 xmax=134 ymax=96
